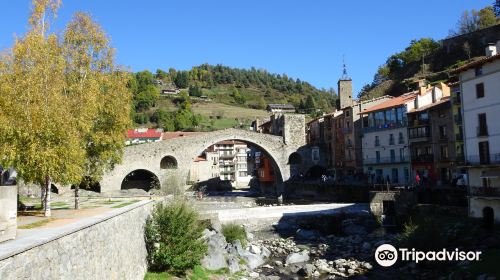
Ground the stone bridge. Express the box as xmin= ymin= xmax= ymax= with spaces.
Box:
xmin=100 ymin=126 xmax=306 ymax=194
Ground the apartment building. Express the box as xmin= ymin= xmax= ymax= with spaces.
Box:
xmin=453 ymin=41 xmax=500 ymax=223
xmin=407 ymin=85 xmax=455 ymax=186
xmin=213 ymin=140 xmax=251 ymax=185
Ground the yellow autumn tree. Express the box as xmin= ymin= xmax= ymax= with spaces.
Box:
xmin=0 ymin=1 xmax=131 ymax=214
xmin=63 ymin=12 xmax=131 ymax=209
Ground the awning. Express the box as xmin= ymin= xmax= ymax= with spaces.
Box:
xmin=480 ymin=170 xmax=500 ymax=178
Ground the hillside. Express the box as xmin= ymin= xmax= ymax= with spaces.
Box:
xmin=129 ymin=64 xmax=337 ymax=131
xmin=358 ymin=6 xmax=500 ymax=100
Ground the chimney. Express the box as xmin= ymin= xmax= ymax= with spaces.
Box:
xmin=486 ymin=43 xmax=497 ymax=57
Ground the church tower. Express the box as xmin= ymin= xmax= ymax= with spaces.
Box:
xmin=337 ymin=59 xmax=353 ymax=110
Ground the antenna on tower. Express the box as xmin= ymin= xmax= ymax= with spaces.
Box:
xmin=341 ymin=55 xmax=351 ymax=80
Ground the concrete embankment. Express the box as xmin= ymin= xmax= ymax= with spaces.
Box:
xmin=201 ymin=203 xmax=370 ymax=230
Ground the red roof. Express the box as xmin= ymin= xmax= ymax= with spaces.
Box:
xmin=360 ymin=92 xmax=418 ymax=114
xmin=451 ymin=54 xmax=500 ymax=74
xmin=127 ymin=129 xmax=163 ymax=139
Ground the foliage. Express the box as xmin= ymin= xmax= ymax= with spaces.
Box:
xmin=145 ymin=201 xmax=208 ymax=275
xmin=397 ymin=218 xmax=447 ymax=252
xmin=495 ymin=0 xmax=500 ymax=17
xmin=231 ymin=88 xmax=246 ymax=104
xmin=450 ymin=6 xmax=498 ymax=36
xmin=221 ymin=223 xmax=247 ymax=247
xmin=188 ymin=85 xmax=203 ymax=97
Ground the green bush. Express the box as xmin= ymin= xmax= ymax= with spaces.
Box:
xmin=221 ymin=223 xmax=247 ymax=246
xmin=397 ymin=218 xmax=447 ymax=251
xmin=145 ymin=201 xmax=208 ymax=275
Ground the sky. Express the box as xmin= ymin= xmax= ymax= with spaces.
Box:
xmin=0 ymin=0 xmax=493 ymax=95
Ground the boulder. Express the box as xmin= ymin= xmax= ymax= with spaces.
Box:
xmin=201 ymin=251 xmax=227 ymax=270
xmin=227 ymin=256 xmax=240 ymax=274
xmin=295 ymin=229 xmax=320 ymax=240
xmin=286 ymin=250 xmax=310 ymax=265
xmin=249 ymin=244 xmax=261 ymax=255
xmin=343 ymin=224 xmax=367 ymax=235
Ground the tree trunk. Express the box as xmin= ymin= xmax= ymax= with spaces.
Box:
xmin=74 ymin=184 xmax=80 ymax=210
xmin=41 ymin=185 xmax=46 ymax=210
xmin=44 ymin=176 xmax=51 ymax=217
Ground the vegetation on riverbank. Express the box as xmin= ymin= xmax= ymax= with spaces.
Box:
xmin=145 ymin=201 xmax=207 ymax=275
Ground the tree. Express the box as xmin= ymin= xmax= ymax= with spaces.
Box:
xmin=0 ymin=1 xmax=130 ymax=215
xmin=305 ymin=95 xmax=316 ymax=111
xmin=174 ymin=71 xmax=189 ymax=88
xmin=495 ymin=0 xmax=500 ymax=17
xmin=257 ymin=97 xmax=266 ymax=110
xmin=63 ymin=12 xmax=131 ymax=209
xmin=478 ymin=6 xmax=497 ymax=29
xmin=463 ymin=41 xmax=472 ymax=59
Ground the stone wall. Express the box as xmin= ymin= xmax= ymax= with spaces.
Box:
xmin=0 ymin=185 xmax=17 ymax=243
xmin=368 ymin=191 xmax=417 ymax=217
xmin=0 ymin=200 xmax=156 ymax=280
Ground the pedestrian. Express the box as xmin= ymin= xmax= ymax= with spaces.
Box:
xmin=415 ymin=173 xmax=421 ymax=186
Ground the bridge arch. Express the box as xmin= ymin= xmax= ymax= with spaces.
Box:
xmin=100 ymin=128 xmax=305 ymax=194
xmin=121 ymin=169 xmax=160 ymax=191
xmin=160 ymin=155 xmax=178 ymax=169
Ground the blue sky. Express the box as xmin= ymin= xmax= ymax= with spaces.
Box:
xmin=0 ymin=1 xmax=493 ymax=95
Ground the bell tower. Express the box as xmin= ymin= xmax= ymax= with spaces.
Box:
xmin=337 ymin=58 xmax=353 ymax=110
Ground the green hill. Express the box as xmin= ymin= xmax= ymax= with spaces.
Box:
xmin=129 ymin=64 xmax=337 ymax=131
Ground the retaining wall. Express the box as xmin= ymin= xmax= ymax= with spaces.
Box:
xmin=0 ymin=199 xmax=157 ymax=280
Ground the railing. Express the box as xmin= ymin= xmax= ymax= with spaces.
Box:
xmin=364 ymin=157 xmax=409 ymax=165
xmin=469 ymin=186 xmax=500 ymax=197
xmin=342 ymin=127 xmax=353 ymax=134
xmin=219 ymin=153 xmax=235 ymax=158
xmin=466 ymin=154 xmax=500 ymax=165
xmin=477 ymin=126 xmax=488 ymax=137
xmin=363 ymin=121 xmax=407 ymax=133
xmin=409 ymin=119 xmax=430 ymax=127
xmin=220 ymin=169 xmax=235 ymax=174
xmin=412 ymin=154 xmax=434 ymax=162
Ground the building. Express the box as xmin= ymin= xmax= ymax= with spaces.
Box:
xmin=266 ymin=104 xmax=296 ymax=114
xmin=452 ymin=41 xmax=500 ymax=223
xmin=160 ymin=88 xmax=180 ymax=95
xmin=361 ymin=83 xmax=451 ymax=185
xmin=407 ymin=85 xmax=455 ymax=186
xmin=126 ymin=128 xmax=163 ymax=145
xmin=213 ymin=140 xmax=251 ymax=186
xmin=450 ymin=82 xmax=465 ymax=165
xmin=188 ymin=148 xmax=219 ymax=183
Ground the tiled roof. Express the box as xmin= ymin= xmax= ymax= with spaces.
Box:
xmin=267 ymin=104 xmax=295 ymax=109
xmin=451 ymin=54 xmax=500 ymax=74
xmin=126 ymin=129 xmax=163 ymax=139
xmin=359 ymin=92 xmax=418 ymax=114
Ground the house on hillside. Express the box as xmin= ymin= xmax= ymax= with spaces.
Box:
xmin=126 ymin=128 xmax=163 ymax=145
xmin=266 ymin=104 xmax=295 ymax=113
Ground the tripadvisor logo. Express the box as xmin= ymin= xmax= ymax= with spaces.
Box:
xmin=374 ymin=244 xmax=482 ymax=267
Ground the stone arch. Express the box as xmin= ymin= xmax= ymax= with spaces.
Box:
xmin=483 ymin=206 xmax=494 ymax=229
xmin=187 ymin=138 xmax=285 ymax=192
xmin=288 ymin=152 xmax=302 ymax=165
xmin=121 ymin=169 xmax=160 ymax=191
xmin=160 ymin=155 xmax=178 ymax=169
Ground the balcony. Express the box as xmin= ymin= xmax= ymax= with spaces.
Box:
xmin=342 ymin=127 xmax=353 ymax=134
xmin=220 ymin=169 xmax=235 ymax=174
xmin=412 ymin=154 xmax=434 ymax=162
xmin=465 ymin=154 xmax=500 ymax=165
xmin=469 ymin=186 xmax=500 ymax=198
xmin=219 ymin=153 xmax=235 ymax=159
xmin=477 ymin=126 xmax=488 ymax=137
xmin=409 ymin=119 xmax=430 ymax=128
xmin=363 ymin=121 xmax=407 ymax=134
xmin=454 ymin=115 xmax=462 ymax=125
xmin=364 ymin=156 xmax=409 ymax=165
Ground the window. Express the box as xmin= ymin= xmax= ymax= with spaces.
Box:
xmin=389 ymin=134 xmax=395 ymax=145
xmin=375 ymin=136 xmax=380 ymax=146
xmin=390 ymin=149 xmax=396 ymax=162
xmin=477 ymin=113 xmax=488 ymax=136
xmin=398 ymin=132 xmax=405 ymax=144
xmin=391 ymin=168 xmax=399 ymax=184
xmin=479 ymin=141 xmax=490 ymax=164
xmin=399 ymin=148 xmax=405 ymax=161
xmin=346 ymin=111 xmax=350 ymax=117
xmin=475 ymin=67 xmax=483 ymax=76
xmin=239 ymin=171 xmax=247 ymax=177
xmin=476 ymin=83 xmax=485 ymax=98
xmin=440 ymin=146 xmax=449 ymax=160
xmin=439 ymin=125 xmax=447 ymax=139
xmin=376 ymin=151 xmax=381 ymax=163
